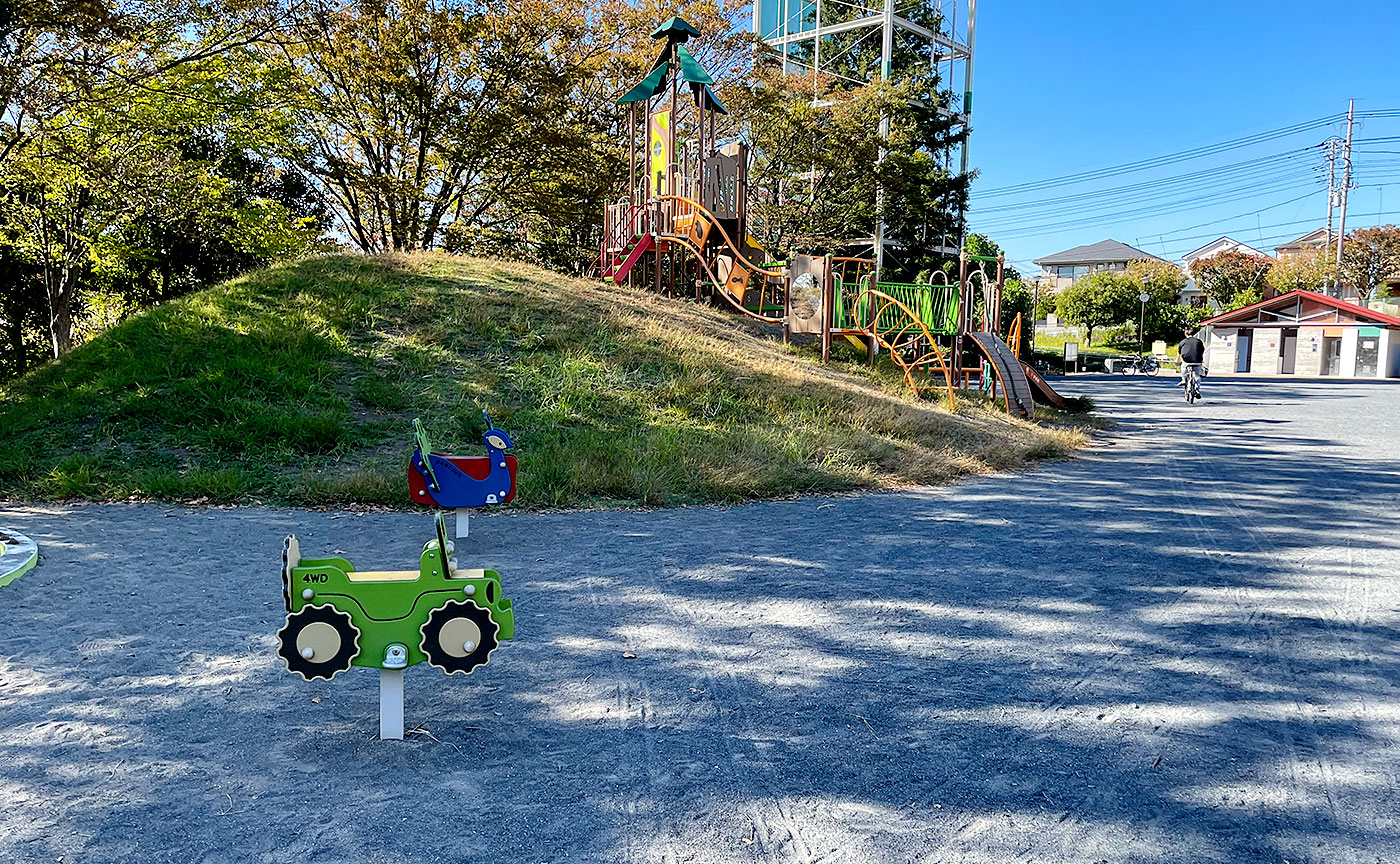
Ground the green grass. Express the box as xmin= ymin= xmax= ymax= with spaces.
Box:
xmin=1034 ymin=332 xmax=1181 ymax=357
xmin=0 ymin=253 xmax=1092 ymax=508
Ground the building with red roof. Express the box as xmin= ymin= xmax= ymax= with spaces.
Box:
xmin=1201 ymin=290 xmax=1400 ymax=378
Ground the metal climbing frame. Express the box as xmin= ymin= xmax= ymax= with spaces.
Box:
xmin=752 ymin=0 xmax=976 ymax=266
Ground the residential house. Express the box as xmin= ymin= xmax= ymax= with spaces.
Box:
xmin=1033 ymin=239 xmax=1166 ymax=292
xmin=1274 ymin=227 xmax=1334 ymax=259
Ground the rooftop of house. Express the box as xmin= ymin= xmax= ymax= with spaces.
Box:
xmin=1202 ymin=289 xmax=1400 ymax=328
xmin=1033 ymin=239 xmax=1166 ymax=267
xmin=1183 ymin=236 xmax=1274 ymax=263
xmin=1275 ymin=227 xmax=1333 ymax=253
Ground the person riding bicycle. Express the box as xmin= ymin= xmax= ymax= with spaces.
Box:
xmin=1178 ymin=328 xmax=1206 ymax=389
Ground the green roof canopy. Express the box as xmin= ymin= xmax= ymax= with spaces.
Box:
xmin=618 ymin=18 xmax=723 ymax=109
xmin=693 ymin=83 xmax=727 ymax=115
xmin=651 ymin=17 xmax=701 ymax=41
xmin=617 ymin=61 xmax=668 ymax=104
xmin=674 ymin=44 xmax=713 ymax=85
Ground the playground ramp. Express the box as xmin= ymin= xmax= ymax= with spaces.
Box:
xmin=968 ymin=332 xmax=1035 ymax=419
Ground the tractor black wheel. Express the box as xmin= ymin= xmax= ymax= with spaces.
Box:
xmin=420 ymin=599 xmax=500 ymax=676
xmin=277 ymin=604 xmax=361 ymax=681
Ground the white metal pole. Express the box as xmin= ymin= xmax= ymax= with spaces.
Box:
xmin=875 ymin=0 xmax=894 ymax=278
xmin=960 ymin=0 xmax=977 ymax=181
xmin=380 ymin=669 xmax=405 ymax=740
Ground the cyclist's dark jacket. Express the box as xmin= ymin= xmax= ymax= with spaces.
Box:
xmin=1178 ymin=337 xmax=1205 ymax=364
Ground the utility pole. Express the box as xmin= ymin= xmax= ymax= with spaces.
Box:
xmin=1336 ymin=99 xmax=1355 ymax=269
xmin=1325 ymin=138 xmax=1338 ymax=243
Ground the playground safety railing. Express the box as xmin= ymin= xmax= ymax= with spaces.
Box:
xmin=603 ymin=200 xmax=649 ymax=253
xmin=850 ymin=287 xmax=958 ymax=409
xmin=832 ymin=277 xmax=960 ymax=336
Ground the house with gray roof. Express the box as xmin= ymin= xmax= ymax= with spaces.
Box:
xmin=1033 ymin=239 xmax=1166 ymax=291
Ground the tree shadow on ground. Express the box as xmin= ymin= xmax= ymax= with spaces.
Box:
xmin=1 ymin=379 xmax=1398 ymax=863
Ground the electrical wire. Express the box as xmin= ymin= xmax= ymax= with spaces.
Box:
xmin=971 ymin=161 xmax=1324 ymax=227
xmin=970 ymin=147 xmax=1321 ymax=215
xmin=977 ymin=114 xmax=1347 ymax=197
xmin=976 ymin=177 xmax=1326 ymax=238
xmin=973 ymin=110 xmax=1400 ymax=264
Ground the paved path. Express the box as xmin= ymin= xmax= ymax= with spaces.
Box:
xmin=2 ymin=376 xmax=1398 ymax=864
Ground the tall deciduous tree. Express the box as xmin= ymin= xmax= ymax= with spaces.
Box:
xmin=2 ymin=0 xmax=304 ymax=357
xmin=1124 ymin=258 xmax=1188 ymax=342
xmin=1340 ymin=225 xmax=1400 ymax=302
xmin=1188 ymin=250 xmax=1272 ymax=310
xmin=279 ymin=0 xmax=617 ymax=261
xmin=1 ymin=0 xmax=286 ymax=173
xmin=1267 ymin=248 xmax=1336 ymax=295
xmin=1055 ymin=270 xmax=1136 ymax=346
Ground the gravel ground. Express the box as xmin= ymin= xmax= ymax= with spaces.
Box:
xmin=2 ymin=375 xmax=1398 ymax=864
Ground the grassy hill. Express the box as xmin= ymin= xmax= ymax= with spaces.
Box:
xmin=0 ymin=253 xmax=1090 ymax=508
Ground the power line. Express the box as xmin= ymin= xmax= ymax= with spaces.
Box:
xmin=971 ymin=165 xmax=1323 ymax=229
xmin=974 ymin=176 xmax=1326 ymax=238
xmin=1141 ymin=190 xmax=1324 ymax=242
xmin=977 ymin=113 xmax=1346 ymax=197
xmin=970 ymin=147 xmax=1322 ymax=216
xmin=978 ymin=108 xmax=1400 ymax=264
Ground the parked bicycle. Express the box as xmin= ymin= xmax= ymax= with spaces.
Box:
xmin=1116 ymin=354 xmax=1161 ymax=376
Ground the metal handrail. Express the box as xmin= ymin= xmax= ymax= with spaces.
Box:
xmin=851 ymin=288 xmax=958 ymax=408
xmin=656 ymin=195 xmax=784 ymax=278
xmin=666 ymin=233 xmax=785 ymax=324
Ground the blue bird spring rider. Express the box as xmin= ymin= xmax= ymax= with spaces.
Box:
xmin=409 ymin=413 xmax=518 ymax=539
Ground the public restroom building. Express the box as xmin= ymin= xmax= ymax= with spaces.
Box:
xmin=1201 ymin=290 xmax=1400 ymax=378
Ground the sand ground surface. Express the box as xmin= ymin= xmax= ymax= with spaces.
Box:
xmin=2 ymin=375 xmax=1398 ymax=864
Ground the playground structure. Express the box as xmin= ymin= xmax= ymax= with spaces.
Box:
xmin=601 ymin=18 xmax=1063 ymax=419
xmin=277 ymin=417 xmax=516 ymax=739
xmin=0 ymin=529 xmax=37 ymax=588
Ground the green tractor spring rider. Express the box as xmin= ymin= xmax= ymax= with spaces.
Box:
xmin=277 ymin=418 xmax=516 ymax=739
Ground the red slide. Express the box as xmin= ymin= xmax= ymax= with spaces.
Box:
xmin=1019 ymin=361 xmax=1068 ymax=408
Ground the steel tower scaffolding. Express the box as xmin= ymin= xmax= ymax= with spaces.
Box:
xmin=753 ymin=0 xmax=975 ymax=268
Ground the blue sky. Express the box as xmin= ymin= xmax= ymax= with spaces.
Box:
xmin=964 ymin=0 xmax=1400 ymax=276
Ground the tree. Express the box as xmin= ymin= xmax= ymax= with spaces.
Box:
xmin=0 ymin=235 xmax=45 ymax=376
xmin=727 ymin=70 xmax=967 ymax=277
xmin=1124 ymin=258 xmax=1188 ymax=344
xmin=278 ymin=0 xmax=618 ymax=260
xmin=1268 ymin=248 xmax=1336 ymax=295
xmin=110 ymin=140 xmax=329 ymax=306
xmin=1000 ymin=277 xmax=1032 ymax=350
xmin=2 ymin=0 xmax=309 ymax=358
xmin=1339 ymin=225 xmax=1400 ymax=302
xmin=961 ymin=232 xmax=1019 ymax=280
xmin=1055 ymin=271 xmax=1137 ymax=346
xmin=1188 ymin=250 xmax=1272 ymax=310
xmin=1 ymin=0 xmax=287 ymax=174
xmin=2 ymin=27 xmax=320 ymax=359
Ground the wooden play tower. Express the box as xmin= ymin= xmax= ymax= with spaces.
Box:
xmin=600 ymin=17 xmax=1057 ymax=419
